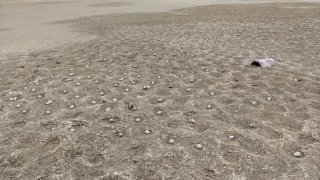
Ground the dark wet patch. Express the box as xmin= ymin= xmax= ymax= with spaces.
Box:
xmin=0 ymin=28 xmax=10 ymax=32
xmin=87 ymin=1 xmax=134 ymax=8
xmin=34 ymin=1 xmax=76 ymax=5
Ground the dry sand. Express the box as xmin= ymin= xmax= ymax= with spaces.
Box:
xmin=1 ymin=1 xmax=320 ymax=180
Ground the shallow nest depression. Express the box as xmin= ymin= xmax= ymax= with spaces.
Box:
xmin=1 ymin=3 xmax=320 ymax=180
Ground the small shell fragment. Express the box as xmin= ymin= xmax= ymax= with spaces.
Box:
xmin=249 ymin=123 xmax=256 ymax=128
xmin=229 ymin=135 xmax=235 ymax=140
xmin=144 ymin=129 xmax=152 ymax=134
xmin=195 ymin=144 xmax=203 ymax=149
xmin=168 ymin=139 xmax=175 ymax=144
xmin=293 ymin=151 xmax=302 ymax=158
xmin=91 ymin=100 xmax=97 ymax=105
xmin=45 ymin=100 xmax=53 ymax=105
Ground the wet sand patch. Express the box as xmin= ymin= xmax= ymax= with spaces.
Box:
xmin=87 ymin=1 xmax=134 ymax=8
xmin=33 ymin=1 xmax=76 ymax=5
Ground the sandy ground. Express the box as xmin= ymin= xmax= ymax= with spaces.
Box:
xmin=1 ymin=1 xmax=320 ymax=180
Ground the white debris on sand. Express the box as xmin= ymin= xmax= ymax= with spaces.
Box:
xmin=251 ymin=58 xmax=276 ymax=68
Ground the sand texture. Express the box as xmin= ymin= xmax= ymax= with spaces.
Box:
xmin=1 ymin=2 xmax=320 ymax=180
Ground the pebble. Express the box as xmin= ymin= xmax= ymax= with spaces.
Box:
xmin=135 ymin=118 xmax=141 ymax=122
xmin=137 ymin=75 xmax=141 ymax=78
xmin=45 ymin=100 xmax=53 ymax=105
xmin=168 ymin=139 xmax=175 ymax=144
xmin=114 ymin=83 xmax=119 ymax=87
xmin=131 ymin=81 xmax=136 ymax=84
xmin=128 ymin=103 xmax=137 ymax=111
xmin=229 ymin=135 xmax=235 ymax=140
xmin=69 ymin=105 xmax=75 ymax=109
xmin=86 ymin=76 xmax=92 ymax=79
xmin=195 ymin=144 xmax=203 ymax=149
xmin=118 ymin=132 xmax=124 ymax=137
xmin=10 ymin=97 xmax=18 ymax=101
xmin=22 ymin=109 xmax=27 ymax=114
xmin=143 ymin=85 xmax=151 ymax=90
xmin=144 ymin=129 xmax=152 ymax=134
xmin=64 ymin=78 xmax=72 ymax=82
xmin=113 ymin=98 xmax=118 ymax=102
xmin=207 ymin=104 xmax=212 ymax=109
xmin=187 ymin=88 xmax=191 ymax=92
xmin=169 ymin=85 xmax=173 ymax=88
xmin=250 ymin=101 xmax=257 ymax=105
xmin=16 ymin=104 xmax=22 ymax=108
xmin=94 ymin=80 xmax=99 ymax=84
xmin=156 ymin=110 xmax=162 ymax=115
xmin=91 ymin=100 xmax=97 ymax=105
xmin=45 ymin=110 xmax=51 ymax=114
xmin=157 ymin=98 xmax=163 ymax=102
xmin=37 ymin=95 xmax=42 ymax=99
xmin=157 ymin=76 xmax=161 ymax=79
xmin=267 ymin=97 xmax=272 ymax=101
xmin=293 ymin=151 xmax=302 ymax=158
xmin=31 ymin=88 xmax=36 ymax=92
xmin=75 ymin=95 xmax=80 ymax=99
xmin=62 ymin=90 xmax=68 ymax=94
xmin=125 ymin=88 xmax=129 ymax=92
xmin=75 ymin=82 xmax=81 ymax=86
xmin=249 ymin=123 xmax=256 ymax=128
xmin=108 ymin=118 xmax=115 ymax=123
xmin=188 ymin=119 xmax=195 ymax=124
xmin=70 ymin=128 xmax=75 ymax=132
xmin=99 ymin=92 xmax=105 ymax=96
xmin=69 ymin=73 xmax=74 ymax=76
